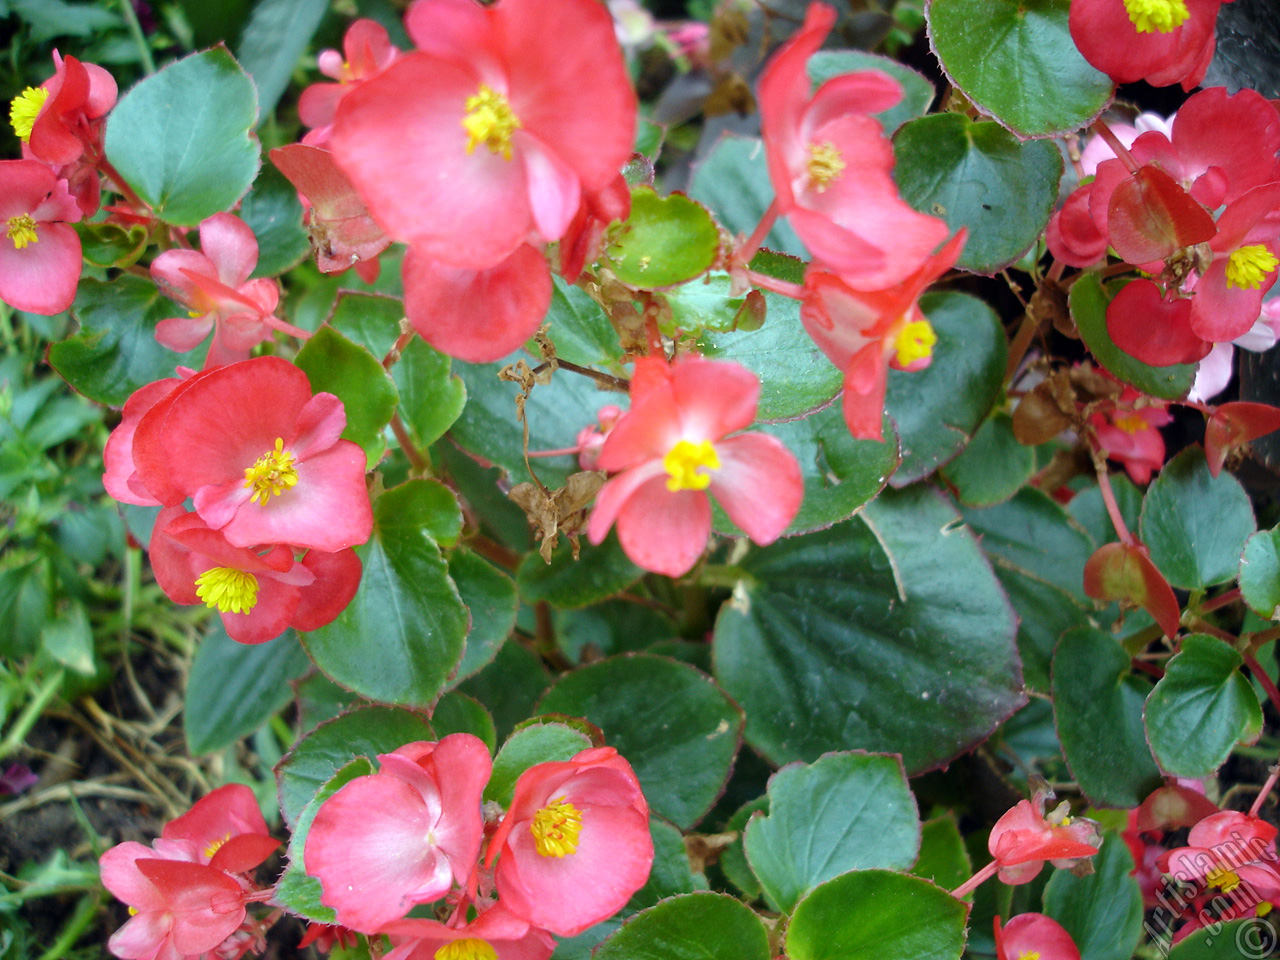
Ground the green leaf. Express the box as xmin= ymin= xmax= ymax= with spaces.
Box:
xmin=328 ymin=291 xmax=402 ymax=358
xmin=786 ymin=871 xmax=968 ymax=960
xmin=995 ymin=568 xmax=1090 ymax=693
xmin=75 ymin=222 xmax=149 ymax=269
xmin=744 ymin=752 xmax=920 ymax=913
xmin=456 ymin=640 xmax=550 ymax=742
xmin=1043 ymin=832 xmax=1145 ymax=960
xmin=633 ymin=819 xmax=706 ymax=909
xmin=394 ymin=339 xmax=468 ymax=448
xmin=940 ymin=411 xmax=1036 ymax=506
xmin=1069 ymin=474 xmax=1144 ymax=547
xmin=594 ymin=893 xmax=771 ymax=960
xmin=452 ymin=353 xmax=618 ymax=489
xmin=1241 ymin=528 xmax=1280 ymax=619
xmin=104 ymin=48 xmax=261 ymax=226
xmin=914 ymin=814 xmax=972 ymax=892
xmin=696 ymin=285 xmax=844 ymax=423
xmin=928 ymin=0 xmax=1113 ymax=137
xmin=1072 ymin=274 xmax=1196 ymax=400
xmin=376 ymin=479 xmax=464 ymax=548
xmin=517 ymin=534 xmax=642 ymax=609
xmin=184 ymin=623 xmax=309 ymax=754
xmin=894 ymin=113 xmax=1063 ymax=274
xmin=962 ymin=488 xmax=1096 ymax=601
xmin=40 ymin=603 xmax=94 ymax=676
xmin=239 ymin=163 xmax=309 ymax=277
xmin=295 ymin=325 xmax=398 ymax=463
xmin=303 ymin=492 xmax=469 ymax=707
xmin=544 ymin=276 xmax=625 ymax=370
xmin=449 ymin=550 xmax=517 ymax=685
xmin=689 ymin=135 xmax=807 ymax=258
xmin=606 ymin=188 xmax=720 ymax=289
xmin=1052 ymin=627 xmax=1162 ymax=807
xmin=885 ymin=291 xmax=1006 ymax=486
xmin=1167 ymin=919 xmax=1264 ymax=959
xmin=714 ymin=486 xmax=1024 ymax=774
xmin=48 ymin=276 xmax=203 ymax=408
xmin=430 ymin=691 xmax=496 ymax=752
xmin=236 ymin=0 xmax=330 ymax=122
xmin=1145 ymin=634 xmax=1263 ymax=778
xmin=276 ymin=704 xmax=434 ymax=826
xmin=1140 ymin=447 xmax=1256 ymax=590
xmin=716 ymin=402 xmax=897 ymax=536
xmin=485 ymin=719 xmax=593 ymax=806
xmin=809 ymin=51 xmax=934 ymax=134
xmin=537 ymin=654 xmax=743 ymax=829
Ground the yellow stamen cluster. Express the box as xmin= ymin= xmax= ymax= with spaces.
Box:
xmin=1016 ymin=952 xmax=1041 ymax=960
xmin=1225 ymin=244 xmax=1279 ymax=290
xmin=9 ymin=86 xmax=48 ymax=142
xmin=7 ymin=214 xmax=38 ymax=250
xmin=462 ymin=84 xmax=521 ymax=160
xmin=244 ymin=438 xmax=299 ymax=505
xmin=203 ymin=832 xmax=232 ymax=859
xmin=195 ymin=567 xmax=260 ymax=615
xmin=1206 ymin=866 xmax=1242 ymax=893
xmin=435 ymin=940 xmax=498 ymax=960
xmin=1112 ymin=412 xmax=1150 ymax=435
xmin=663 ymin=439 xmax=720 ymax=492
xmin=530 ymin=796 xmax=583 ymax=858
xmin=807 ymin=142 xmax=846 ymax=192
xmin=1122 ymin=0 xmax=1190 ymax=32
xmin=892 ymin=319 xmax=937 ymax=368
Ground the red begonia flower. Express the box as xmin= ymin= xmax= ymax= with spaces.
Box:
xmin=126 ymin=356 xmax=372 ymax=553
xmin=16 ymin=51 xmax=116 ymax=167
xmin=304 ymin=735 xmax=492 ymax=933
xmin=586 ymin=356 xmax=803 ymax=577
xmin=994 ymin=914 xmax=1081 ymax=960
xmin=759 ymin=2 xmax=947 ymax=287
xmin=1069 ymin=0 xmax=1230 ymax=91
xmin=1106 ymin=278 xmax=1209 ymax=368
xmin=298 ymin=18 xmax=400 ymax=146
xmin=150 ymin=213 xmax=282 ymax=369
xmin=988 ymin=787 xmax=1101 ymax=885
xmin=383 ymin=904 xmax=556 ymax=960
xmin=0 ymin=160 xmax=83 ymax=315
xmin=1088 ymin=387 xmax=1174 ymax=485
xmin=1188 ymin=182 xmax=1280 ymax=344
xmin=800 ymin=230 xmax=965 ymax=441
xmin=1205 ymin=402 xmax=1280 ymax=477
xmin=486 ymin=747 xmax=653 ymax=937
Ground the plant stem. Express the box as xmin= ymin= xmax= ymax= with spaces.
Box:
xmin=1090 ymin=118 xmax=1140 ymax=174
xmin=530 ymin=359 xmax=629 ymax=393
xmin=1244 ymin=649 xmax=1280 ymax=719
xmin=117 ymin=0 xmax=156 ymax=74
xmin=1090 ymin=448 xmax=1135 ymax=545
xmin=0 ymin=669 xmax=65 ymax=761
xmin=1249 ymin=763 xmax=1280 ymax=817
xmin=950 ymin=859 xmax=999 ymax=900
xmin=390 ymin=413 xmax=428 ymax=475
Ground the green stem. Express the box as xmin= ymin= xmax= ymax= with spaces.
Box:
xmin=117 ymin=0 xmax=156 ymax=74
xmin=0 ymin=669 xmax=65 ymax=760
xmin=37 ymin=891 xmax=101 ymax=960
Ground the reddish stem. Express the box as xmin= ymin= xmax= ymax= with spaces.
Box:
xmin=1131 ymin=658 xmax=1165 ymax=680
xmin=1244 ymin=649 xmax=1280 ymax=721
xmin=745 ymin=269 xmax=805 ymax=301
xmin=97 ymin=157 xmax=149 ymax=213
xmin=1090 ymin=118 xmax=1141 ymax=175
xmin=1249 ymin=764 xmax=1280 ymax=818
xmin=951 ymin=859 xmax=1000 ymax=900
xmin=1091 ymin=449 xmax=1136 ymax=545
xmin=737 ymin=197 xmax=783 ymax=265
xmin=1199 ymin=588 xmax=1242 ymax=615
xmin=262 ymin=314 xmax=312 ymax=341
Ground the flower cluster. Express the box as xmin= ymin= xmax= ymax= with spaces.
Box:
xmin=102 ymin=356 xmax=370 ymax=643
xmin=753 ymin=2 xmax=963 ymax=441
xmin=303 ymin=736 xmax=653 ymax=957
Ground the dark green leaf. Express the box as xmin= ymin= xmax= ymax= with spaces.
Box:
xmin=185 ymin=623 xmax=309 ymax=754
xmin=914 ymin=814 xmax=972 ymax=892
xmin=104 ymin=48 xmax=261 ymax=225
xmin=714 ymin=485 xmax=1024 ymax=774
xmin=236 ymin=0 xmax=330 ymax=121
xmin=240 ymin=163 xmax=309 ymax=277
xmin=328 ymin=291 xmax=402 ymax=358
xmin=485 ymin=719 xmax=593 ymax=805
xmin=430 ymin=691 xmax=496 ymax=752
xmin=394 ymin=339 xmax=468 ymax=449
xmin=744 ymin=752 xmax=920 ymax=913
xmin=1145 ymin=634 xmax=1263 ymax=778
xmin=1140 ymin=447 xmax=1256 ymax=590
xmin=448 ymin=549 xmax=517 ymax=685
xmin=632 ymin=819 xmax=705 ymax=909
xmin=517 ymin=534 xmax=642 ymax=609
xmin=885 ymin=291 xmax=1006 ymax=485
xmin=1052 ymin=627 xmax=1162 ymax=807
xmin=1241 ymin=528 xmax=1280 ymax=619
xmin=544 ymin=277 xmax=625 ymax=370
xmin=1043 ymin=832 xmax=1145 ymax=960
xmin=689 ymin=135 xmax=806 ymax=258
xmin=962 ymin=487 xmax=1095 ymax=600
xmin=941 ymin=411 xmax=1036 ymax=506
xmin=456 ymin=640 xmax=550 ymax=742
xmin=1168 ymin=919 xmax=1265 ymax=959
xmin=809 ymin=51 xmax=934 ymax=133
xmin=295 ymin=325 xmax=398 ymax=461
xmin=894 ymin=114 xmax=1062 ymax=273
xmin=49 ymin=276 xmax=202 ymax=408
xmin=928 ymin=0 xmax=1113 ymax=137
xmin=276 ymin=704 xmax=434 ymax=826
xmin=537 ymin=654 xmax=743 ymax=829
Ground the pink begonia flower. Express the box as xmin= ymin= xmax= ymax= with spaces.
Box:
xmin=988 ymin=786 xmax=1101 ymax=885
xmin=383 ymin=904 xmax=556 ymax=960
xmin=759 ymin=2 xmax=947 ymax=288
xmin=102 ymin=373 xmax=189 ymax=507
xmin=13 ymin=51 xmax=116 ymax=167
xmin=1068 ymin=0 xmax=1231 ymax=90
xmin=270 ymin=144 xmax=391 ymax=280
xmin=1088 ymin=387 xmax=1173 ymax=485
xmin=994 ymin=914 xmax=1081 ymax=960
xmin=331 ymin=0 xmax=635 ymax=268
xmin=298 ymin=19 xmax=400 ymax=147
xmin=586 ymin=355 xmax=803 ymax=577
xmin=801 ymin=230 xmax=965 ymax=442
xmin=1163 ymin=810 xmax=1280 ymax=889
xmin=148 ymin=506 xmax=362 ymax=645
xmin=0 ymin=160 xmax=83 ymax=315
xmin=486 ymin=747 xmax=653 ymax=937
xmin=150 ymin=213 xmax=282 ymax=369
xmin=304 ymin=735 xmax=492 ymax=933
xmin=99 ymin=785 xmax=278 ymax=960
xmin=122 ymin=356 xmax=372 ymax=553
